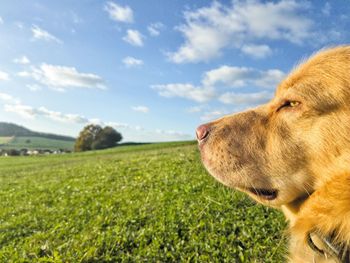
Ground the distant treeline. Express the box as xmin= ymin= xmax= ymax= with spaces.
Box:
xmin=0 ymin=122 xmax=75 ymax=142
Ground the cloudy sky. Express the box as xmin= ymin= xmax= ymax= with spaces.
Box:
xmin=0 ymin=1 xmax=349 ymax=142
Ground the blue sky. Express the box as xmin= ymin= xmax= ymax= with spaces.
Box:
xmin=0 ymin=0 xmax=349 ymax=142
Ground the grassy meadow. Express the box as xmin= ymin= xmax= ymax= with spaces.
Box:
xmin=0 ymin=136 xmax=74 ymax=151
xmin=0 ymin=137 xmax=13 ymax=144
xmin=0 ymin=141 xmax=287 ymax=262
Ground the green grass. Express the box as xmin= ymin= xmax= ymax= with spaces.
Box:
xmin=0 ymin=141 xmax=287 ymax=262
xmin=0 ymin=136 xmax=13 ymax=144
xmin=0 ymin=136 xmax=74 ymax=150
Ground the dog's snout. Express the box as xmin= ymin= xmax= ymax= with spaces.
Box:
xmin=196 ymin=124 xmax=210 ymax=142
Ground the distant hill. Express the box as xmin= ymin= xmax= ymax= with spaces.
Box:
xmin=0 ymin=122 xmax=75 ymax=141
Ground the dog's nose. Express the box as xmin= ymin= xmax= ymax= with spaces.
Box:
xmin=196 ymin=124 xmax=210 ymax=141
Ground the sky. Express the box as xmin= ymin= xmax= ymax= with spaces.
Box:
xmin=0 ymin=0 xmax=349 ymax=142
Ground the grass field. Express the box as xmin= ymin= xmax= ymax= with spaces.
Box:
xmin=0 ymin=136 xmax=13 ymax=144
xmin=0 ymin=136 xmax=74 ymax=150
xmin=0 ymin=141 xmax=287 ymax=262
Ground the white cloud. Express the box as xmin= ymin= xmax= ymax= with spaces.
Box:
xmin=203 ymin=66 xmax=285 ymax=88
xmin=104 ymin=1 xmax=134 ymax=23
xmin=4 ymin=102 xmax=90 ymax=123
xmin=203 ymin=66 xmax=256 ymax=88
xmin=13 ymin=55 xmax=30 ymax=65
xmin=0 ymin=93 xmax=13 ymax=101
xmin=0 ymin=92 xmax=20 ymax=104
xmin=37 ymin=106 xmax=89 ymax=123
xmin=31 ymin=25 xmax=62 ymax=44
xmin=153 ymin=65 xmax=284 ymax=106
xmin=147 ymin=22 xmax=164 ymax=36
xmin=168 ymin=23 xmax=229 ymax=63
xmin=132 ymin=106 xmax=149 ymax=113
xmin=152 ymin=83 xmax=216 ymax=103
xmin=122 ymin=56 xmax=143 ymax=67
xmin=241 ymin=44 xmax=272 ymax=59
xmin=4 ymin=104 xmax=37 ymax=119
xmin=219 ymin=91 xmax=273 ymax=105
xmin=23 ymin=64 xmax=106 ymax=91
xmin=0 ymin=16 xmax=3 ymax=24
xmin=169 ymin=0 xmax=313 ymax=63
xmin=0 ymin=71 xmax=9 ymax=81
xmin=4 ymin=99 xmax=136 ymax=130
xmin=123 ymin=29 xmax=144 ymax=47
xmin=17 ymin=71 xmax=31 ymax=77
xmin=255 ymin=69 xmax=286 ymax=88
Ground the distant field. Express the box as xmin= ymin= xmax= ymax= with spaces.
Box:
xmin=0 ymin=141 xmax=287 ymax=262
xmin=0 ymin=136 xmax=13 ymax=144
xmin=0 ymin=136 xmax=74 ymax=150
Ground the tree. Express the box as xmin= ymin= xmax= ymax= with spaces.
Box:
xmin=74 ymin=124 xmax=102 ymax=152
xmin=74 ymin=124 xmax=122 ymax=152
xmin=91 ymin=126 xmax=122 ymax=150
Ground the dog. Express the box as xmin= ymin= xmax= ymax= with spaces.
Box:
xmin=196 ymin=46 xmax=350 ymax=262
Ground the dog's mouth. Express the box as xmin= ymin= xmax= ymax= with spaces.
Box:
xmin=248 ymin=188 xmax=278 ymax=201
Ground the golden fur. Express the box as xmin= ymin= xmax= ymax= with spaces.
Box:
xmin=197 ymin=46 xmax=350 ymax=262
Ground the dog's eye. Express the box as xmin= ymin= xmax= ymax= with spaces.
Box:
xmin=278 ymin=100 xmax=301 ymax=111
xmin=289 ymin=101 xmax=300 ymax=107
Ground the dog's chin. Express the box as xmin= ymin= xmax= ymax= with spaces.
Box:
xmin=200 ymin=149 xmax=308 ymax=207
xmin=204 ymin=166 xmax=283 ymax=206
xmin=202 ymin=159 xmax=275 ymax=198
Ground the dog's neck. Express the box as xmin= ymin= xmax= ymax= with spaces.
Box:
xmin=281 ymin=194 xmax=310 ymax=225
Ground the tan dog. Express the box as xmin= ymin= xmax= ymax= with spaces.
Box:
xmin=196 ymin=46 xmax=350 ymax=262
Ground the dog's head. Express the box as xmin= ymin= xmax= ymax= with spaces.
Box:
xmin=197 ymin=46 xmax=350 ymax=207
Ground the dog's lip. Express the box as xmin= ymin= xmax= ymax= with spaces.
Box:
xmin=248 ymin=188 xmax=278 ymax=201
